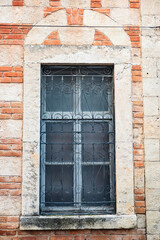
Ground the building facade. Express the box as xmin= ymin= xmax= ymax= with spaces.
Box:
xmin=0 ymin=0 xmax=160 ymax=239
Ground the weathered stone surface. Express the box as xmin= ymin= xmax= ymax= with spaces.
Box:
xmin=143 ymin=78 xmax=160 ymax=97
xmin=145 ymin=162 xmax=160 ymax=188
xmin=114 ymin=64 xmax=132 ymax=142
xmin=0 ymin=46 xmax=23 ymax=66
xmin=0 ymin=196 xmax=21 ymax=215
xmin=61 ymin=0 xmax=90 ymax=8
xmin=144 ymin=97 xmax=159 ymax=116
xmin=142 ymin=15 xmax=155 ymax=27
xmin=0 ymin=157 xmax=21 ymax=175
xmin=22 ymin=142 xmax=40 ymax=216
xmin=142 ymin=36 xmax=160 ymax=58
xmin=135 ymin=168 xmax=144 ymax=188
xmin=0 ymin=6 xmax=43 ymax=23
xmin=25 ymin=10 xmax=67 ymax=45
xmin=141 ymin=0 xmax=160 ymax=15
xmin=145 ymin=139 xmax=160 ymax=161
xmin=147 ymin=235 xmax=160 ymax=240
xmin=137 ymin=215 xmax=146 ymax=229
xmin=111 ymin=9 xmax=140 ymax=25
xmin=116 ymin=141 xmax=134 ymax=214
xmin=0 ymin=0 xmax=12 ymax=5
xmin=102 ymin=0 xmax=129 ymax=8
xmin=24 ymin=0 xmax=49 ymax=6
xmin=83 ymin=10 xmax=130 ymax=46
xmin=142 ymin=58 xmax=157 ymax=78
xmin=146 ymin=188 xmax=160 ymax=211
xmin=59 ymin=27 xmax=95 ymax=45
xmin=147 ymin=211 xmax=160 ymax=234
xmin=20 ymin=215 xmax=137 ymax=230
xmin=0 ymin=120 xmax=22 ymax=139
xmin=24 ymin=45 xmax=131 ymax=64
xmin=0 ymin=84 xmax=22 ymax=101
xmin=144 ymin=117 xmax=160 ymax=139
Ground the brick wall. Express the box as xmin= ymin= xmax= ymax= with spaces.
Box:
xmin=0 ymin=0 xmax=153 ymax=238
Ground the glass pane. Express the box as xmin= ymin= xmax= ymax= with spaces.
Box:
xmin=46 ymin=122 xmax=73 ymax=163
xmin=45 ymin=165 xmax=73 ymax=205
xmin=81 ymin=76 xmax=109 ymax=111
xmin=82 ymin=165 xmax=110 ymax=205
xmin=45 ymin=76 xmax=74 ymax=112
xmin=82 ymin=122 xmax=109 ymax=162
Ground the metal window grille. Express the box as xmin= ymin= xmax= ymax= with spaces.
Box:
xmin=40 ymin=65 xmax=115 ymax=215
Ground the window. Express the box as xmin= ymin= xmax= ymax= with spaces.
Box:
xmin=40 ymin=65 xmax=115 ymax=214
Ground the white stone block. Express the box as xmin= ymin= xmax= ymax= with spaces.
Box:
xmin=137 ymin=215 xmax=146 ymax=229
xmin=111 ymin=9 xmax=140 ymax=26
xmin=145 ymin=139 xmax=160 ymax=161
xmin=0 ymin=157 xmax=21 ymax=176
xmin=0 ymin=46 xmax=23 ymax=66
xmin=25 ymin=10 xmax=67 ymax=45
xmin=144 ymin=97 xmax=159 ymax=116
xmin=102 ymin=0 xmax=129 ymax=8
xmin=83 ymin=10 xmax=130 ymax=46
xmin=59 ymin=27 xmax=95 ymax=45
xmin=146 ymin=188 xmax=160 ymax=211
xmin=145 ymin=162 xmax=160 ymax=188
xmin=135 ymin=168 xmax=144 ymax=189
xmin=0 ymin=84 xmax=22 ymax=101
xmin=0 ymin=6 xmax=43 ymax=23
xmin=147 ymin=211 xmax=160 ymax=235
xmin=0 ymin=120 xmax=22 ymax=139
xmin=61 ymin=0 xmax=90 ymax=8
xmin=0 ymin=0 xmax=12 ymax=5
xmin=144 ymin=116 xmax=160 ymax=139
xmin=24 ymin=0 xmax=49 ymax=6
xmin=142 ymin=58 xmax=157 ymax=78
xmin=143 ymin=78 xmax=160 ymax=97
xmin=0 ymin=196 xmax=21 ymax=215
xmin=141 ymin=0 xmax=160 ymax=15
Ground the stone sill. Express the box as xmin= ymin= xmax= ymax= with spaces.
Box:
xmin=20 ymin=215 xmax=137 ymax=230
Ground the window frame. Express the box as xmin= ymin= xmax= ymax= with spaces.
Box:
xmin=21 ymin=45 xmax=136 ymax=230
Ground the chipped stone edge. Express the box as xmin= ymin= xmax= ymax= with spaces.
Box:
xmin=20 ymin=215 xmax=137 ymax=230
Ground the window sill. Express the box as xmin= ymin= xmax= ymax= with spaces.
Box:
xmin=20 ymin=215 xmax=137 ymax=230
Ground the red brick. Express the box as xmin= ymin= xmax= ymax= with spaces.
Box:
xmin=0 ymin=183 xmax=21 ymax=189
xmin=0 ymin=144 xmax=11 ymax=150
xmin=37 ymin=237 xmax=48 ymax=240
xmin=50 ymin=237 xmax=72 ymax=240
xmin=135 ymin=195 xmax=145 ymax=201
xmin=12 ymin=1 xmax=23 ymax=6
xmin=135 ymin=207 xmax=146 ymax=214
xmin=12 ymin=114 xmax=23 ymax=119
xmin=0 ymin=217 xmax=7 ymax=223
xmin=11 ymin=102 xmax=22 ymax=108
xmin=86 ymin=236 xmax=110 ymax=240
xmin=0 ymin=222 xmax=19 ymax=229
xmin=91 ymin=2 xmax=102 ymax=8
xmin=0 ymin=230 xmax=16 ymax=236
xmin=135 ymin=201 xmax=145 ymax=207
xmin=135 ymin=188 xmax=144 ymax=194
xmin=44 ymin=40 xmax=61 ymax=45
xmin=3 ymin=72 xmax=23 ymax=77
xmin=8 ymin=217 xmax=19 ymax=222
xmin=12 ymin=66 xmax=23 ymax=72
xmin=10 ymin=189 xmax=21 ymax=196
xmin=0 ymin=138 xmax=21 ymax=144
xmin=130 ymin=3 xmax=140 ymax=8
xmin=0 ymin=66 xmax=12 ymax=71
xmin=12 ymin=77 xmax=23 ymax=83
